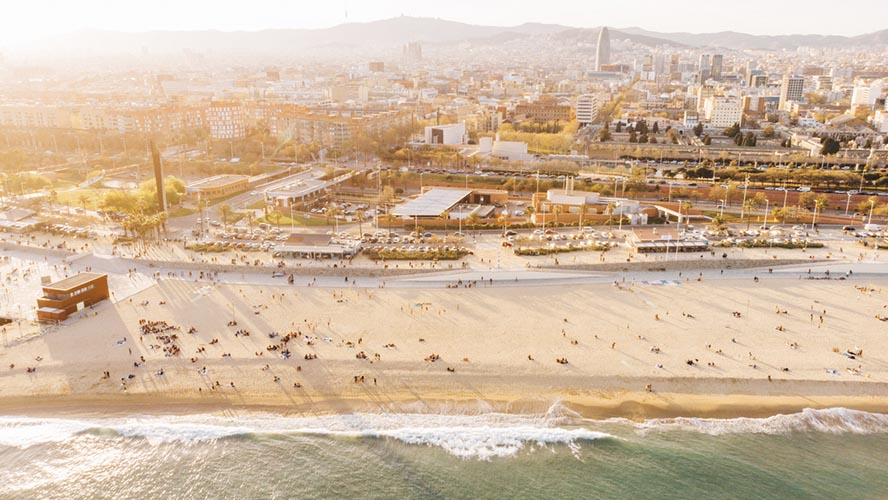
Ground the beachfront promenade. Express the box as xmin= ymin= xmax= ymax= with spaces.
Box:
xmin=2 ymin=232 xmax=888 ymax=420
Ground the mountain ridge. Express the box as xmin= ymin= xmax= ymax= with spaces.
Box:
xmin=16 ymin=16 xmax=888 ymax=56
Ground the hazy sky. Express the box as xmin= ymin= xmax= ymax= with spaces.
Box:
xmin=1 ymin=0 xmax=882 ymax=46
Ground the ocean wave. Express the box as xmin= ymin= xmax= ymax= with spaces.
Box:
xmin=3 ymin=407 xmax=884 ymax=459
xmin=0 ymin=411 xmax=610 ymax=459
xmin=624 ymin=408 xmax=888 ymax=436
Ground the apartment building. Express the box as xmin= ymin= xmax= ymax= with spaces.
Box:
xmin=514 ymin=102 xmax=573 ymax=122
xmin=703 ymin=96 xmax=742 ymax=127
xmin=575 ymin=94 xmax=599 ymax=126
xmin=780 ymin=75 xmax=805 ymax=110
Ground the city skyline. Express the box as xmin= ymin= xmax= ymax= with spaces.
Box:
xmin=0 ymin=0 xmax=885 ymax=47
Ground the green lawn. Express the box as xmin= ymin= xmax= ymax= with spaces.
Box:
xmin=53 ymin=187 xmax=111 ymax=209
xmin=246 ymin=199 xmax=267 ymax=210
xmin=168 ymin=206 xmax=198 ymax=218
xmin=207 ymin=190 xmax=247 ymax=207
xmin=258 ymin=213 xmax=330 ymax=227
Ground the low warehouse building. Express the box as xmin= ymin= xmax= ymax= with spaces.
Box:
xmin=185 ymin=175 xmax=249 ymax=200
xmin=37 ymin=273 xmax=110 ymax=322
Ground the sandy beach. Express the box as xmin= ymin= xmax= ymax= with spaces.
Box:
xmin=2 ymin=273 xmax=888 ymax=419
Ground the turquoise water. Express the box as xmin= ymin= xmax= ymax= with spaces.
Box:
xmin=1 ymin=408 xmax=887 ymax=499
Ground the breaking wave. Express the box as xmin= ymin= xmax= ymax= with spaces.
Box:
xmin=625 ymin=407 xmax=888 ymax=436
xmin=0 ymin=410 xmax=610 ymax=460
xmin=1 ymin=407 xmax=885 ymax=459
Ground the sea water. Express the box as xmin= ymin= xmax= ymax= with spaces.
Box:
xmin=1 ymin=406 xmax=887 ymax=499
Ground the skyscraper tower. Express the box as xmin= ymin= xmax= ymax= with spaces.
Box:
xmin=595 ymin=27 xmax=610 ymax=71
xmin=150 ymin=141 xmax=166 ymax=213
xmin=710 ymin=54 xmax=724 ymax=81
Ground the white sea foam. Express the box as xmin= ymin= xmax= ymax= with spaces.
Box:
xmin=0 ymin=410 xmax=610 ymax=459
xmin=625 ymin=407 xmax=888 ymax=436
xmin=2 ymin=407 xmax=885 ymax=459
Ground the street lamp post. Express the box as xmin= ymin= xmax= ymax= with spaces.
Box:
xmin=782 ymin=180 xmax=789 ymax=214
xmin=845 ymin=192 xmax=852 ymax=216
xmin=616 ymin=202 xmax=623 ymax=231
xmin=763 ymin=199 xmax=770 ymax=228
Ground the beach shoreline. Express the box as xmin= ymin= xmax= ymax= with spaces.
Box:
xmin=3 ymin=383 xmax=888 ymax=421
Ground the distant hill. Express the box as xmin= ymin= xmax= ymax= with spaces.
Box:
xmin=618 ymin=27 xmax=888 ymax=50
xmin=19 ymin=16 xmax=888 ymax=57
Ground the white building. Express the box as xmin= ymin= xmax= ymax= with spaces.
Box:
xmin=874 ymin=109 xmax=888 ymax=133
xmin=851 ymin=79 xmax=884 ymax=109
xmin=576 ymin=94 xmax=599 ymax=126
xmin=423 ymin=122 xmax=467 ymax=145
xmin=779 ymin=75 xmax=805 ymax=110
xmin=205 ymin=102 xmax=247 ymax=139
xmin=703 ymin=96 xmax=742 ymax=128
xmin=479 ymin=135 xmax=533 ymax=161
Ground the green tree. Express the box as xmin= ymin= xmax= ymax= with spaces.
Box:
xmin=78 ymin=193 xmax=91 ymax=213
xmin=383 ymin=212 xmax=397 ymax=237
xmin=797 ymin=192 xmax=817 ymax=210
xmin=324 ymin=204 xmax=341 ymax=231
xmin=724 ymin=123 xmax=741 ymax=138
xmin=708 ymin=214 xmax=728 ymax=233
xmin=821 ymin=138 xmax=840 ymax=156
xmin=219 ymin=204 xmax=233 ymax=230
xmin=524 ymin=205 xmax=535 ymax=226
xmin=266 ymin=210 xmax=283 ymax=227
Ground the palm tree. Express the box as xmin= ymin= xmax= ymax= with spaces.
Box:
xmin=524 ymin=205 xmax=535 ymax=227
xmin=497 ymin=214 xmax=508 ymax=237
xmin=267 ymin=210 xmax=283 ymax=227
xmin=679 ymin=201 xmax=693 ymax=230
xmin=157 ymin=212 xmax=168 ymax=237
xmin=708 ymin=214 xmax=728 ymax=234
xmin=741 ymin=198 xmax=758 ymax=230
xmin=356 ymin=211 xmax=366 ymax=238
xmin=219 ymin=204 xmax=233 ymax=230
xmin=78 ymin=193 xmax=91 ymax=214
xmin=604 ymin=202 xmax=616 ymax=225
xmin=246 ymin=211 xmax=254 ymax=235
xmin=466 ymin=213 xmax=480 ymax=233
xmin=552 ymin=205 xmax=563 ymax=226
xmin=439 ymin=210 xmax=450 ymax=242
xmin=578 ymin=203 xmax=587 ymax=232
xmin=812 ymin=197 xmax=828 ymax=230
xmin=49 ymin=190 xmax=58 ymax=214
xmin=121 ymin=216 xmax=133 ymax=238
xmin=28 ymin=197 xmax=45 ymax=218
xmin=148 ymin=214 xmax=163 ymax=240
xmin=383 ymin=212 xmax=397 ymax=237
xmin=324 ymin=204 xmax=341 ymax=232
